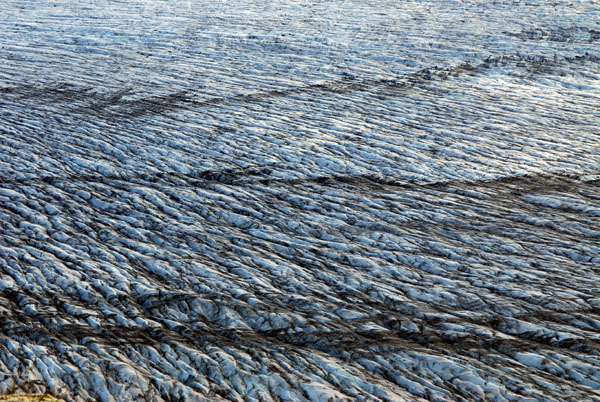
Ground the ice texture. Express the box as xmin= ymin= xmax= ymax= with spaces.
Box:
xmin=1 ymin=0 xmax=600 ymax=401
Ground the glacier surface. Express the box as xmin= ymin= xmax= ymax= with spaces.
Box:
xmin=0 ymin=0 xmax=599 ymax=400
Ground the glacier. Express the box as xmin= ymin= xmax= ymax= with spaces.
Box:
xmin=0 ymin=0 xmax=599 ymax=401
